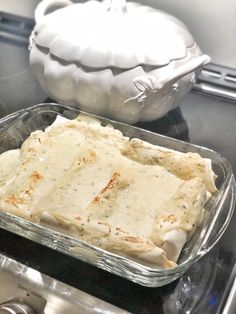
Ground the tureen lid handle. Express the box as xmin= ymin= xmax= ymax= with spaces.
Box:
xmin=35 ymin=0 xmax=73 ymax=24
xmin=103 ymin=0 xmax=127 ymax=13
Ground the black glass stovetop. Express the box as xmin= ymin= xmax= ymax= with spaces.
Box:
xmin=0 ymin=12 xmax=236 ymax=314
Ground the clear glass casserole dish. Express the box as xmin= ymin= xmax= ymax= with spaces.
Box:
xmin=0 ymin=103 xmax=234 ymax=287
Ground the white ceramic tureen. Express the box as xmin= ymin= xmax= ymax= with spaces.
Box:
xmin=29 ymin=0 xmax=210 ymax=124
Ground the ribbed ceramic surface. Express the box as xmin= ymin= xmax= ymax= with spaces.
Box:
xmin=34 ymin=1 xmax=195 ymax=69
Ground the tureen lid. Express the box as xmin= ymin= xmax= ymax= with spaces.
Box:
xmin=33 ymin=0 xmax=197 ymax=69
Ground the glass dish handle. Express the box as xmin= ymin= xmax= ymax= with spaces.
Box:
xmin=199 ymin=174 xmax=236 ymax=256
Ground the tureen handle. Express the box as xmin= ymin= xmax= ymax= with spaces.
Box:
xmin=103 ymin=0 xmax=127 ymax=13
xmin=134 ymin=55 xmax=210 ymax=93
xmin=154 ymin=55 xmax=211 ymax=90
xmin=35 ymin=0 xmax=73 ymax=24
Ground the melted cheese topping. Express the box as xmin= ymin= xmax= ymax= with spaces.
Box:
xmin=0 ymin=116 xmax=216 ymax=268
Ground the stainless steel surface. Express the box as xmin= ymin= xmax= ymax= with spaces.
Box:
xmin=0 ymin=254 xmax=129 ymax=314
xmin=201 ymin=69 xmax=221 ymax=79
xmin=194 ymin=82 xmax=236 ymax=101
xmin=225 ymin=75 xmax=236 ymax=84
xmin=0 ymin=301 xmax=35 ymax=314
xmin=194 ymin=63 xmax=236 ymax=101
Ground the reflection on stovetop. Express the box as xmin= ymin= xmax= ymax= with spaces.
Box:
xmin=163 ymin=247 xmax=235 ymax=314
xmin=0 ymin=228 xmax=234 ymax=314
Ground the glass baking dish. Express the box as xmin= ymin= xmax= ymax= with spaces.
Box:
xmin=0 ymin=103 xmax=235 ymax=287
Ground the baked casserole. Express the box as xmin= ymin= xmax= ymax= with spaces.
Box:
xmin=0 ymin=114 xmax=217 ymax=268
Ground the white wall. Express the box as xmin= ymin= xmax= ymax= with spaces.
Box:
xmin=0 ymin=0 xmax=39 ymax=18
xmin=138 ymin=0 xmax=236 ymax=68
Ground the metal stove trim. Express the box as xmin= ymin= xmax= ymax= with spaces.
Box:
xmin=0 ymin=254 xmax=130 ymax=314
